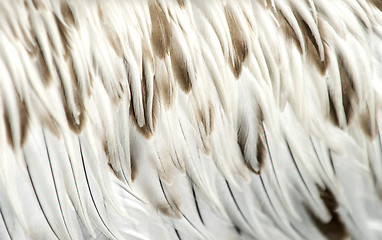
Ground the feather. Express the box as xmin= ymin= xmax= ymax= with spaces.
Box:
xmin=1 ymin=0 xmax=382 ymax=239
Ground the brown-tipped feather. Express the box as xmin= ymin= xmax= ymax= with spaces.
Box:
xmin=328 ymin=92 xmax=340 ymax=127
xmin=149 ymin=2 xmax=172 ymax=59
xmin=17 ymin=96 xmax=30 ymax=147
xmin=170 ymin=38 xmax=192 ymax=93
xmin=367 ymin=0 xmax=382 ymax=11
xmin=313 ymin=187 xmax=349 ymax=240
xmin=3 ymin=106 xmax=13 ymax=148
xmin=176 ymin=0 xmax=186 ymax=9
xmin=337 ymin=54 xmax=356 ymax=125
xmin=57 ymin=57 xmax=87 ymax=134
xmin=36 ymin=39 xmax=53 ymax=86
xmin=296 ymin=14 xmax=329 ymax=75
xmin=60 ymin=1 xmax=75 ymax=26
xmin=155 ymin=60 xmax=174 ymax=108
xmin=277 ymin=9 xmax=303 ymax=54
xmin=256 ymin=123 xmax=266 ymax=174
xmin=360 ymin=104 xmax=377 ymax=139
xmin=225 ymin=6 xmax=248 ymax=78
xmin=129 ymin=61 xmax=160 ymax=139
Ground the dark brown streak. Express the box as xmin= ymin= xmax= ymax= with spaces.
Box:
xmin=295 ymin=13 xmax=329 ymax=75
xmin=360 ymin=104 xmax=376 ymax=139
xmin=18 ymin=95 xmax=30 ymax=147
xmin=337 ymin=53 xmax=356 ymax=125
xmin=328 ymin=92 xmax=340 ymax=127
xmin=3 ymin=105 xmax=13 ymax=148
xmin=170 ymin=37 xmax=192 ymax=93
xmin=256 ymin=123 xmax=266 ymax=174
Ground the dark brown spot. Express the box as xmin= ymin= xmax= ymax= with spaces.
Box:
xmin=170 ymin=38 xmax=192 ymax=93
xmin=328 ymin=92 xmax=340 ymax=127
xmin=312 ymin=186 xmax=349 ymax=240
xmin=225 ymin=6 xmax=248 ymax=78
xmin=360 ymin=104 xmax=376 ymax=139
xmin=149 ymin=2 xmax=172 ymax=59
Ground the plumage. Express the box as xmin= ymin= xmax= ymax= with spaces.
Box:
xmin=1 ymin=0 xmax=382 ymax=239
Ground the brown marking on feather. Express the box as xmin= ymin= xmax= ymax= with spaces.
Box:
xmin=43 ymin=115 xmax=61 ymax=138
xmin=36 ymin=39 xmax=52 ymax=86
xmin=98 ymin=5 xmax=105 ymax=22
xmin=130 ymin=155 xmax=138 ymax=182
xmin=338 ymin=54 xmax=356 ymax=125
xmin=31 ymin=0 xmax=47 ymax=10
xmin=198 ymin=101 xmax=215 ymax=136
xmin=367 ymin=0 xmax=382 ymax=11
xmin=17 ymin=96 xmax=30 ymax=146
xmin=276 ymin=10 xmax=303 ymax=54
xmin=129 ymin=62 xmax=160 ymax=139
xmin=60 ymin=1 xmax=75 ymax=26
xmin=108 ymin=31 xmax=123 ymax=58
xmin=176 ymin=0 xmax=186 ymax=8
xmin=225 ymin=6 xmax=248 ymax=78
xmin=57 ymin=58 xmax=86 ymax=134
xmin=312 ymin=186 xmax=349 ymax=240
xmin=149 ymin=2 xmax=172 ymax=59
xmin=1 ymin=93 xmax=29 ymax=148
xmin=328 ymin=92 xmax=340 ymax=127
xmin=295 ymin=13 xmax=329 ymax=75
xmin=157 ymin=204 xmax=181 ymax=219
xmin=155 ymin=60 xmax=173 ymax=108
xmin=360 ymin=104 xmax=377 ymax=139
xmin=256 ymin=123 xmax=266 ymax=174
xmin=54 ymin=15 xmax=71 ymax=60
xmin=170 ymin=38 xmax=192 ymax=93
xmin=209 ymin=101 xmax=214 ymax=133
xmin=3 ymin=107 xmax=13 ymax=148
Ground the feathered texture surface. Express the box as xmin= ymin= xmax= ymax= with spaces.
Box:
xmin=1 ymin=0 xmax=382 ymax=239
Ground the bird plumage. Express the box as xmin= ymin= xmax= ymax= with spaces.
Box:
xmin=1 ymin=0 xmax=382 ymax=239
